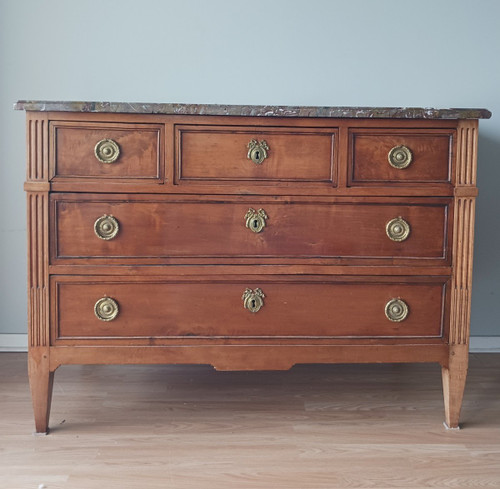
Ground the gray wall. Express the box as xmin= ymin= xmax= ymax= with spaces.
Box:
xmin=1 ymin=0 xmax=499 ymax=336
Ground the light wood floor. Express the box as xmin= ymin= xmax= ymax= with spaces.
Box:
xmin=1 ymin=353 xmax=499 ymax=488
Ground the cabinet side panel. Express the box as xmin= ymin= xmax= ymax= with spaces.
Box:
xmin=450 ymin=197 xmax=475 ymax=345
xmin=27 ymin=113 xmax=49 ymax=182
xmin=449 ymin=120 xmax=478 ymax=345
xmin=26 ymin=113 xmax=50 ymax=348
xmin=455 ymin=120 xmax=477 ymax=186
xmin=27 ymin=192 xmax=49 ymax=347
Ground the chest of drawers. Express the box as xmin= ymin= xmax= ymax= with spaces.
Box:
xmin=15 ymin=101 xmax=491 ymax=433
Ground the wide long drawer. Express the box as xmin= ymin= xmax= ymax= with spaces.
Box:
xmin=51 ymin=195 xmax=450 ymax=264
xmin=52 ymin=276 xmax=447 ymax=341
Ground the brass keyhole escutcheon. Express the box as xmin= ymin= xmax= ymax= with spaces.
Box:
xmin=386 ymin=217 xmax=410 ymax=242
xmin=245 ymin=208 xmax=268 ymax=233
xmin=385 ymin=298 xmax=409 ymax=322
xmin=94 ymin=297 xmax=119 ymax=321
xmin=388 ymin=145 xmax=412 ymax=169
xmin=95 ymin=138 xmax=120 ymax=163
xmin=94 ymin=215 xmax=119 ymax=240
xmin=242 ymin=288 xmax=265 ymax=313
xmin=247 ymin=139 xmax=269 ymax=165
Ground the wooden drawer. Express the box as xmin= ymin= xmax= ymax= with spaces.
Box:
xmin=349 ymin=129 xmax=453 ymax=185
xmin=52 ymin=277 xmax=446 ymax=341
xmin=50 ymin=121 xmax=163 ymax=183
xmin=175 ymin=125 xmax=337 ymax=186
xmin=51 ymin=195 xmax=450 ymax=264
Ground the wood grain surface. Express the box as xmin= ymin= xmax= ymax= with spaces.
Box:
xmin=350 ymin=129 xmax=453 ymax=184
xmin=177 ymin=125 xmax=336 ymax=184
xmin=51 ymin=121 xmax=163 ymax=182
xmin=1 ymin=352 xmax=499 ymax=489
xmin=52 ymin=196 xmax=449 ymax=262
xmin=53 ymin=279 xmax=446 ymax=340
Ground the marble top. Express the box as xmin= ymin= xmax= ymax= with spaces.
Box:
xmin=14 ymin=101 xmax=492 ymax=119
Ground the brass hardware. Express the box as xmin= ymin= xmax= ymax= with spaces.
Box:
xmin=95 ymin=138 xmax=120 ymax=163
xmin=94 ymin=297 xmax=119 ymax=321
xmin=385 ymin=298 xmax=409 ymax=322
xmin=386 ymin=217 xmax=410 ymax=242
xmin=245 ymin=208 xmax=268 ymax=233
xmin=388 ymin=145 xmax=412 ymax=169
xmin=94 ymin=215 xmax=119 ymax=240
xmin=247 ymin=139 xmax=269 ymax=164
xmin=242 ymin=288 xmax=265 ymax=313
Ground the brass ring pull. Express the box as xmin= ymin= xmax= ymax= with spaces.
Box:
xmin=388 ymin=145 xmax=412 ymax=169
xmin=247 ymin=139 xmax=269 ymax=164
xmin=95 ymin=138 xmax=120 ymax=163
xmin=386 ymin=217 xmax=410 ymax=242
xmin=385 ymin=298 xmax=409 ymax=322
xmin=245 ymin=208 xmax=268 ymax=233
xmin=94 ymin=297 xmax=119 ymax=321
xmin=94 ymin=215 xmax=119 ymax=240
xmin=242 ymin=288 xmax=265 ymax=313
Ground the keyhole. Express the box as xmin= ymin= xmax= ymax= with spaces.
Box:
xmin=254 ymin=150 xmax=260 ymax=161
xmin=253 ymin=219 xmax=259 ymax=229
xmin=251 ymin=299 xmax=256 ymax=309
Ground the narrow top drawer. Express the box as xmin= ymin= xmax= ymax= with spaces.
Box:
xmin=349 ymin=129 xmax=453 ymax=185
xmin=50 ymin=121 xmax=164 ymax=183
xmin=175 ymin=125 xmax=337 ymax=187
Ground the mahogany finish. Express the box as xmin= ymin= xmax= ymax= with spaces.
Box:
xmin=350 ymin=129 xmax=452 ymax=184
xmin=18 ymin=103 xmax=489 ymax=433
xmin=51 ymin=121 xmax=164 ymax=183
xmin=52 ymin=195 xmax=449 ymax=262
xmin=177 ymin=125 xmax=336 ymax=184
xmin=53 ymin=278 xmax=446 ymax=340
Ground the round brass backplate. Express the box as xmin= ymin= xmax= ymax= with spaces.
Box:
xmin=385 ymin=298 xmax=409 ymax=322
xmin=94 ymin=215 xmax=119 ymax=240
xmin=388 ymin=145 xmax=412 ymax=169
xmin=386 ymin=217 xmax=410 ymax=242
xmin=94 ymin=297 xmax=119 ymax=321
xmin=94 ymin=138 xmax=120 ymax=163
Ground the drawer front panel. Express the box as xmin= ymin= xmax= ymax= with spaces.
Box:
xmin=52 ymin=197 xmax=449 ymax=262
xmin=53 ymin=278 xmax=446 ymax=340
xmin=176 ymin=125 xmax=336 ymax=185
xmin=350 ymin=130 xmax=453 ymax=184
xmin=51 ymin=122 xmax=163 ymax=182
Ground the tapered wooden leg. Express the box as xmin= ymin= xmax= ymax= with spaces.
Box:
xmin=28 ymin=348 xmax=54 ymax=434
xmin=441 ymin=345 xmax=469 ymax=429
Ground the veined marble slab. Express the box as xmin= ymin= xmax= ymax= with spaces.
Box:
xmin=14 ymin=100 xmax=492 ymax=119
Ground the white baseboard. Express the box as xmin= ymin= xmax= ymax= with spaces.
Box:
xmin=0 ymin=334 xmax=28 ymax=351
xmin=0 ymin=334 xmax=499 ymax=353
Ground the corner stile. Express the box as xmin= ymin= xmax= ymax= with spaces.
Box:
xmin=25 ymin=112 xmax=53 ymax=433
